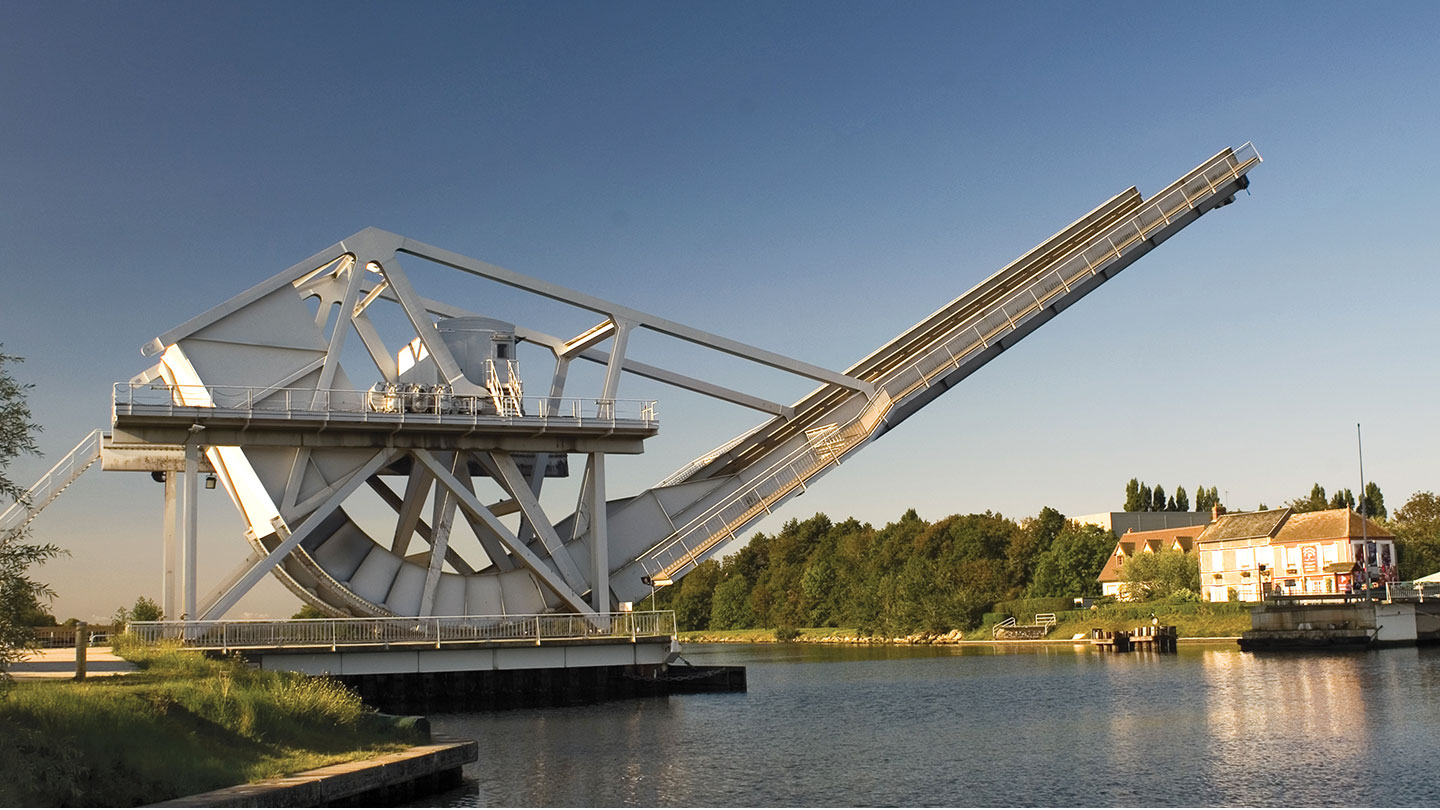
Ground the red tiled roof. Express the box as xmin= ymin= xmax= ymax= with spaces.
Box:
xmin=1273 ymin=508 xmax=1394 ymax=543
xmin=1196 ymin=509 xmax=1289 ymax=544
xmin=1097 ymin=525 xmax=1204 ymax=584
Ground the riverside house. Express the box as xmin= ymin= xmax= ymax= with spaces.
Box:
xmin=1195 ymin=506 xmax=1397 ymax=602
xmin=1096 ymin=524 xmax=1206 ymax=600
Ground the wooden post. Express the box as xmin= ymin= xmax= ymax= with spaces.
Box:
xmin=74 ymin=621 xmax=87 ymax=681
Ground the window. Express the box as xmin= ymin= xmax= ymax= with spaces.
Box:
xmin=1237 ymin=548 xmax=1255 ymax=570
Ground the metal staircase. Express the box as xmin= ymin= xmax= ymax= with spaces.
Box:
xmin=0 ymin=429 xmax=104 ymax=536
xmin=620 ymin=144 xmax=1262 ymax=587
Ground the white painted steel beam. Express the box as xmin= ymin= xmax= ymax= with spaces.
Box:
xmin=366 ymin=476 xmax=477 ymax=575
xmin=412 ymin=449 xmax=595 ymax=617
xmin=488 ymin=451 xmax=587 ymax=594
xmin=396 ymin=235 xmax=875 ymax=395
xmin=162 ymin=473 xmax=178 ymax=620
xmin=182 ymin=443 xmax=199 ymax=620
xmin=200 ymin=448 xmax=399 ymax=621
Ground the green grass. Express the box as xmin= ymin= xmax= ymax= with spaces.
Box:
xmin=1042 ymin=601 xmax=1251 ymax=640
xmin=0 ymin=639 xmax=425 ymax=806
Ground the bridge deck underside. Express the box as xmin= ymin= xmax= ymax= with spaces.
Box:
xmin=112 ymin=408 xmax=655 ymax=453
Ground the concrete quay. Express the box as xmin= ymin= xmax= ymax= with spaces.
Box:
xmin=148 ymin=735 xmax=477 ymax=808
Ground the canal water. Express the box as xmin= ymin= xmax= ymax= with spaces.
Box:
xmin=419 ymin=642 xmax=1440 ymax=807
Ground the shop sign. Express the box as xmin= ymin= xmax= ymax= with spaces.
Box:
xmin=1301 ymin=546 xmax=1319 ymax=574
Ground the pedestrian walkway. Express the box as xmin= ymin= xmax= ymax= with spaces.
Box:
xmin=8 ymin=646 xmax=138 ymax=680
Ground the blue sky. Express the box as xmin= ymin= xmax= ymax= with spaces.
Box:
xmin=4 ymin=2 xmax=1439 ymax=619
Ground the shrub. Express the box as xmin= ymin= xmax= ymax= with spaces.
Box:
xmin=980 ymin=612 xmax=1011 ymax=627
xmin=992 ymin=597 xmax=1072 ymax=622
xmin=773 ymin=625 xmax=800 ymax=642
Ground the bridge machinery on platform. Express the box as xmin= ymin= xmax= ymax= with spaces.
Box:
xmin=5 ymin=145 xmax=1259 ymax=678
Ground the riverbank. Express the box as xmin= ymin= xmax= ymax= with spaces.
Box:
xmin=680 ymin=628 xmax=1241 ymax=645
xmin=0 ymin=640 xmax=428 ymax=806
xmin=680 ymin=608 xmax=1250 ymax=645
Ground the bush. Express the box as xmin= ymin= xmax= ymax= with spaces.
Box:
xmin=980 ymin=612 xmax=1011 ymax=627
xmin=992 ymin=597 xmax=1073 ymax=622
xmin=773 ymin=625 xmax=800 ymax=642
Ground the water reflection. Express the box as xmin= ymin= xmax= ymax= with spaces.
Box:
xmin=420 ymin=643 xmax=1440 ymax=807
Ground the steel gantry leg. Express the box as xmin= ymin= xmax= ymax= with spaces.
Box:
xmin=181 ymin=443 xmax=200 ymax=620
xmin=589 ymin=452 xmax=610 ymax=619
xmin=162 ymin=472 xmax=179 ymax=620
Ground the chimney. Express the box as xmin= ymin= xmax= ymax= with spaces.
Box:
xmin=1212 ymin=503 xmax=1226 ymax=522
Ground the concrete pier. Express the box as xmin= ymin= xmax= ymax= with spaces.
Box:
xmin=1239 ymin=595 xmax=1440 ymax=650
xmin=149 ymin=735 xmax=476 ymax=807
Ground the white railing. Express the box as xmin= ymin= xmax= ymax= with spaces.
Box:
xmin=0 ymin=429 xmax=103 ymax=536
xmin=113 ymin=383 xmax=658 ymax=428
xmin=656 ymin=431 xmax=753 ymax=488
xmin=638 ymin=145 xmax=1261 ymax=582
xmin=125 ymin=610 xmax=677 ymax=650
xmin=1385 ymin=582 xmax=1440 ymax=602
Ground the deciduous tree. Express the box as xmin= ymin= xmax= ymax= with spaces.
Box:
xmin=0 ymin=349 xmax=63 ymax=693
xmin=709 ymin=575 xmax=754 ymax=629
xmin=1118 ymin=550 xmax=1200 ymax=600
xmin=1393 ymin=492 xmax=1440 ymax=580
xmin=1288 ymin=483 xmax=1329 ymax=513
xmin=1027 ymin=523 xmax=1113 ymax=598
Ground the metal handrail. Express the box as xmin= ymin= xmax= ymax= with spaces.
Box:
xmin=113 ymin=382 xmax=658 ymax=426
xmin=125 ymin=610 xmax=677 ymax=649
xmin=0 ymin=429 xmax=104 ymax=535
xmin=638 ymin=146 xmax=1261 ymax=581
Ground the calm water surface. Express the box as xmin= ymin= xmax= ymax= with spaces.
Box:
xmin=419 ymin=642 xmax=1440 ymax=807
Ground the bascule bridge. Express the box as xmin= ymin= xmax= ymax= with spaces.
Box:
xmin=2 ymin=145 xmax=1260 ymax=697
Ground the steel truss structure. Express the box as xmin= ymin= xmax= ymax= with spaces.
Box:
xmin=84 ymin=144 xmax=1261 ymax=624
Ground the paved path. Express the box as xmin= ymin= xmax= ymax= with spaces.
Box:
xmin=8 ymin=646 xmax=139 ymax=680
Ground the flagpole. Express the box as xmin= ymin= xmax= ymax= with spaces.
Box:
xmin=1358 ymin=423 xmax=1373 ymax=600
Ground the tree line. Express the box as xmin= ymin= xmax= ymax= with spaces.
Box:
xmin=1286 ymin=482 xmax=1386 ymax=519
xmin=650 ymin=506 xmax=1118 ymax=636
xmin=651 ymin=477 xmax=1440 ymax=635
xmin=1123 ymin=478 xmax=1219 ymax=513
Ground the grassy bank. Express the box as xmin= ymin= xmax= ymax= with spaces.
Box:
xmin=0 ymin=640 xmax=425 ymax=806
xmin=1046 ymin=601 xmax=1250 ymax=639
xmin=679 ymin=602 xmax=1252 ymax=645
